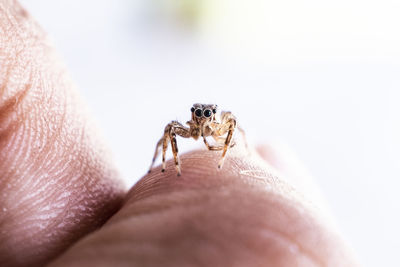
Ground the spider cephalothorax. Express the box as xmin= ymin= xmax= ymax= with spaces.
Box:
xmin=191 ymin=103 xmax=217 ymax=124
xmin=148 ymin=103 xmax=246 ymax=176
xmin=188 ymin=103 xmax=218 ymax=140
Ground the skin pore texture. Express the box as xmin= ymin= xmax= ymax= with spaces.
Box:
xmin=0 ymin=1 xmax=359 ymax=266
xmin=49 ymin=149 xmax=358 ymax=267
xmin=0 ymin=1 xmax=125 ymax=266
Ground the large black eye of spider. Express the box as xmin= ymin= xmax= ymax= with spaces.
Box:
xmin=195 ymin=109 xmax=203 ymax=117
xmin=191 ymin=107 xmax=195 ymax=112
xmin=203 ymin=109 xmax=212 ymax=117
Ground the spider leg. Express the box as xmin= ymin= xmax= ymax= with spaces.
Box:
xmin=212 ymin=135 xmax=225 ymax=143
xmin=148 ymin=138 xmax=163 ymax=173
xmin=212 ymin=135 xmax=236 ymax=148
xmin=161 ymin=133 xmax=169 ymax=172
xmin=165 ymin=121 xmax=190 ymax=176
xmin=218 ymin=121 xmax=236 ymax=169
xmin=203 ymin=135 xmax=224 ymax=151
xmin=216 ymin=111 xmax=237 ymax=169
xmin=169 ymin=132 xmax=180 ymax=175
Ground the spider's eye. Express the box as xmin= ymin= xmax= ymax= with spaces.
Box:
xmin=204 ymin=109 xmax=212 ymax=117
xmin=195 ymin=109 xmax=203 ymax=117
xmin=191 ymin=107 xmax=195 ymax=112
xmin=212 ymin=108 xmax=217 ymax=114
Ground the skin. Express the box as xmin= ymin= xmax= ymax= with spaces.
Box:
xmin=0 ymin=1 xmax=359 ymax=266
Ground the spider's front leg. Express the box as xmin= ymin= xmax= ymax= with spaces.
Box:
xmin=203 ymin=134 xmax=235 ymax=151
xmin=148 ymin=121 xmax=190 ymax=176
xmin=202 ymin=135 xmax=224 ymax=151
xmin=215 ymin=111 xmax=238 ymax=169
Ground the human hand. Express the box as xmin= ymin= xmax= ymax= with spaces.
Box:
xmin=0 ymin=1 xmax=358 ymax=266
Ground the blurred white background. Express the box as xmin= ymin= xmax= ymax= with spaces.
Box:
xmin=20 ymin=0 xmax=400 ymax=266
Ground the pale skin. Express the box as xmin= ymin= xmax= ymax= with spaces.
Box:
xmin=0 ymin=1 xmax=359 ymax=267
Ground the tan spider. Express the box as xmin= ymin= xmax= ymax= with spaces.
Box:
xmin=148 ymin=103 xmax=247 ymax=176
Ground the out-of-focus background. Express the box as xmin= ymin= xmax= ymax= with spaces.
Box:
xmin=20 ymin=0 xmax=399 ymax=266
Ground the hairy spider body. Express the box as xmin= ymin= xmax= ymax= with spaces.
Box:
xmin=148 ymin=103 xmax=246 ymax=176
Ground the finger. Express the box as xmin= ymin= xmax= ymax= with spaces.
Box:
xmin=49 ymin=147 xmax=359 ymax=267
xmin=0 ymin=1 xmax=125 ymax=266
xmin=256 ymin=143 xmax=330 ymax=209
xmin=256 ymin=142 xmax=309 ymax=175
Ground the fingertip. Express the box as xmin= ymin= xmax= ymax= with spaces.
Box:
xmin=256 ymin=142 xmax=296 ymax=171
xmin=49 ymin=148 xmax=359 ymax=267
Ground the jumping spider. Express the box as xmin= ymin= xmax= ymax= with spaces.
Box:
xmin=148 ymin=103 xmax=246 ymax=176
